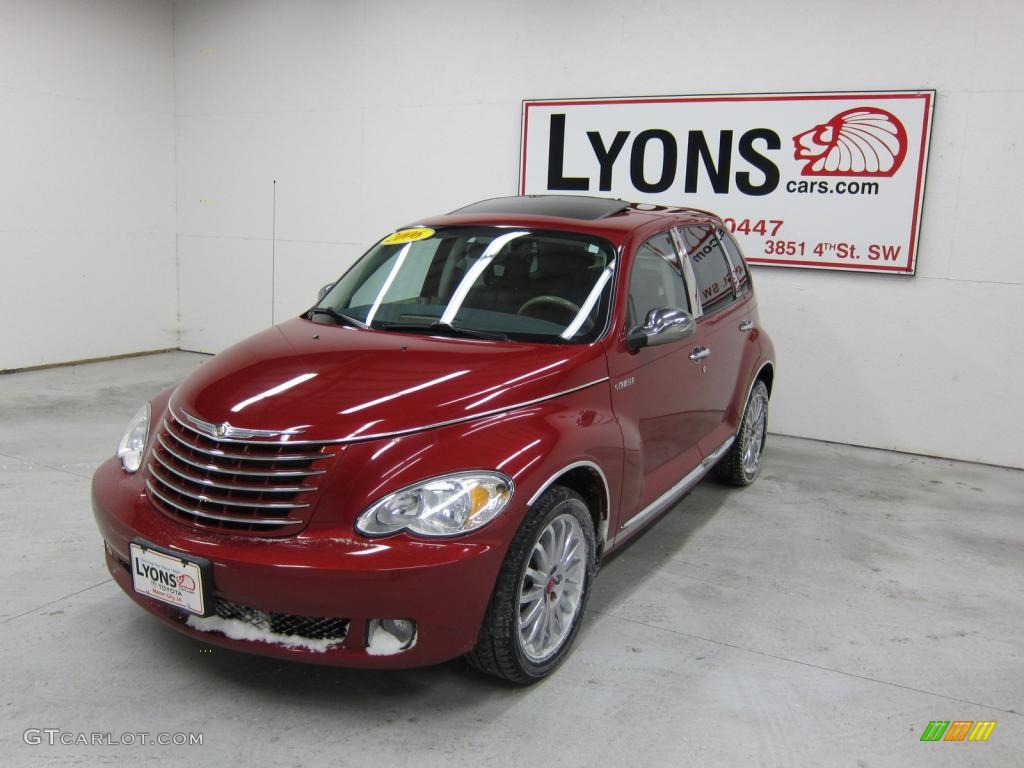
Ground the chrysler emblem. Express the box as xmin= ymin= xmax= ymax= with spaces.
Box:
xmin=179 ymin=408 xmax=308 ymax=440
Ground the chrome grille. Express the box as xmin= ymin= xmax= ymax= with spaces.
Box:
xmin=146 ymin=414 xmax=335 ymax=535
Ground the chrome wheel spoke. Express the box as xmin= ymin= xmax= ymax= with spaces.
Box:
xmin=537 ymin=527 xmax=556 ymax=570
xmin=561 ymin=535 xmax=580 ymax=566
xmin=525 ymin=566 xmax=547 ymax=585
xmin=556 ymin=592 xmax=575 ymax=616
xmin=525 ymin=603 xmax=545 ymax=642
xmin=550 ymin=604 xmax=566 ymax=635
xmin=536 ymin=605 xmax=552 ymax=649
xmin=520 ymin=596 xmax=544 ymax=630
xmin=564 ymin=564 xmax=583 ymax=585
xmin=520 ymin=584 xmax=544 ymax=606
xmin=553 ymin=521 xmax=568 ymax=565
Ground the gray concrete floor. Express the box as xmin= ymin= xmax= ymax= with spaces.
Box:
xmin=0 ymin=351 xmax=1021 ymax=767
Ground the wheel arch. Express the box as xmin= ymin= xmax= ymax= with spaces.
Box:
xmin=526 ymin=461 xmax=610 ymax=561
xmin=756 ymin=360 xmax=774 ymax=397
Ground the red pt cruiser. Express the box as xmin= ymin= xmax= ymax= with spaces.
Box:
xmin=92 ymin=195 xmax=775 ymax=683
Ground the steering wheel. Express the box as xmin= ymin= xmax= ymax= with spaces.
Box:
xmin=517 ymin=295 xmax=581 ymax=319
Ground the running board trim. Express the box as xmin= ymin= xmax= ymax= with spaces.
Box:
xmin=703 ymin=435 xmax=735 ymax=465
xmin=620 ymin=436 xmax=735 ymax=531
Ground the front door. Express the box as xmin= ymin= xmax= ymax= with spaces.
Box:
xmin=607 ymin=231 xmax=707 ymax=525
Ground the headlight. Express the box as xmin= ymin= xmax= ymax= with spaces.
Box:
xmin=356 ymin=471 xmax=514 ymax=538
xmin=116 ymin=403 xmax=151 ymax=473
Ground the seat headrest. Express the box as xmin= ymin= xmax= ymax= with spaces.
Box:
xmin=535 ymin=248 xmax=594 ymax=276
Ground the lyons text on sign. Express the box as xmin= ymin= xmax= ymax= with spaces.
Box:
xmin=520 ymin=91 xmax=934 ymax=275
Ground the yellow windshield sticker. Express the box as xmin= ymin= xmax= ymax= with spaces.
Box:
xmin=381 ymin=227 xmax=434 ymax=245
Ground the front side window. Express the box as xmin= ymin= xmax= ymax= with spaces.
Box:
xmin=627 ymin=232 xmax=689 ymax=327
xmin=317 ymin=227 xmax=616 ymax=344
xmin=678 ymin=225 xmax=737 ymax=316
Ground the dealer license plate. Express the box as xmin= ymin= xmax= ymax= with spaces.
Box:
xmin=129 ymin=541 xmax=211 ymax=616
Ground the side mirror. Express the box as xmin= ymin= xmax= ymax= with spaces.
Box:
xmin=626 ymin=307 xmax=695 ymax=352
xmin=316 ymin=282 xmax=335 ymax=303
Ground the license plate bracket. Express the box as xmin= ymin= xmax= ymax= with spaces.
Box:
xmin=129 ymin=539 xmax=214 ymax=617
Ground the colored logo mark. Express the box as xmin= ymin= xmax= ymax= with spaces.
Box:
xmin=920 ymin=720 xmax=997 ymax=742
xmin=793 ymin=107 xmax=908 ymax=178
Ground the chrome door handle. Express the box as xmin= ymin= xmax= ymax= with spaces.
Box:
xmin=739 ymin=320 xmax=753 ymax=332
xmin=689 ymin=346 xmax=711 ymax=362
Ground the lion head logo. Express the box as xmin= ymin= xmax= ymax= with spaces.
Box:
xmin=177 ymin=574 xmax=197 ymax=592
xmin=793 ymin=107 xmax=908 ymax=177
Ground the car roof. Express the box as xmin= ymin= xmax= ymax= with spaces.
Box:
xmin=452 ymin=195 xmax=632 ymax=220
xmin=414 ymin=195 xmax=724 ymax=244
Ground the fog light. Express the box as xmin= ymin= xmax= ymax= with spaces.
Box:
xmin=366 ymin=618 xmax=417 ymax=656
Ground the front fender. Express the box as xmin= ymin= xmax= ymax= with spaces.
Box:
xmin=310 ymin=379 xmax=623 ymax=555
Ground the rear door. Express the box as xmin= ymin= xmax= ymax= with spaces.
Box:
xmin=675 ymin=224 xmax=752 ymax=456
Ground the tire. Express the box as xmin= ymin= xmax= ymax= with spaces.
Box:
xmin=466 ymin=486 xmax=596 ymax=684
xmin=715 ymin=379 xmax=769 ymax=487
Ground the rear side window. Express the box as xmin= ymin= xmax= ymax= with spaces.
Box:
xmin=719 ymin=231 xmax=751 ymax=299
xmin=678 ymin=225 xmax=737 ymax=316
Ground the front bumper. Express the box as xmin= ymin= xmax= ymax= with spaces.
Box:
xmin=91 ymin=458 xmax=505 ymax=668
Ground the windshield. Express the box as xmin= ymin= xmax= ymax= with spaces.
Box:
xmin=315 ymin=226 xmax=617 ymax=344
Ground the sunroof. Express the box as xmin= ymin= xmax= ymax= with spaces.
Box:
xmin=452 ymin=195 xmax=630 ymax=220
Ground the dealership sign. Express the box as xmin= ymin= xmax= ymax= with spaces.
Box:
xmin=520 ymin=91 xmax=935 ymax=274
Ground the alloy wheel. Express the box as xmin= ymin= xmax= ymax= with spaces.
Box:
xmin=517 ymin=513 xmax=587 ymax=663
xmin=742 ymin=385 xmax=768 ymax=477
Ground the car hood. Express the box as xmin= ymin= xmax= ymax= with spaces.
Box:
xmin=168 ymin=318 xmax=609 ymax=443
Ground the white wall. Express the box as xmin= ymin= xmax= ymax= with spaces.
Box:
xmin=168 ymin=0 xmax=1021 ymax=469
xmin=0 ymin=0 xmax=178 ymax=370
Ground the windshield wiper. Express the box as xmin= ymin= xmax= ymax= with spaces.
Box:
xmin=307 ymin=307 xmax=368 ymax=329
xmin=374 ymin=321 xmax=508 ymax=341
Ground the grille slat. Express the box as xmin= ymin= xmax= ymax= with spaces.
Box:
xmin=146 ymin=480 xmax=299 ymax=526
xmin=156 ymin=433 xmax=326 ymax=478
xmin=166 ymin=438 xmax=333 ymax=463
xmin=151 ymin=450 xmax=316 ymax=494
xmin=149 ymin=467 xmax=311 ymax=510
xmin=146 ymin=413 xmax=334 ymax=536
